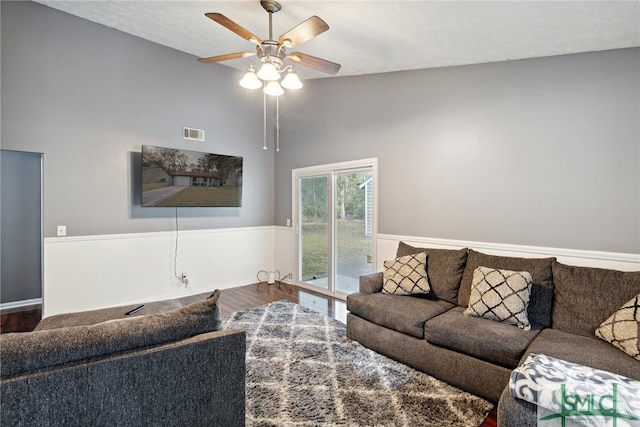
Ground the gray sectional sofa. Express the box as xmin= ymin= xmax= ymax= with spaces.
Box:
xmin=346 ymin=242 xmax=640 ymax=426
xmin=0 ymin=290 xmax=246 ymax=427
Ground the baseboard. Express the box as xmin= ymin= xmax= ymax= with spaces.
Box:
xmin=0 ymin=298 xmax=43 ymax=311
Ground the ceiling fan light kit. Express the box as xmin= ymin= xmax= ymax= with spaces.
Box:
xmin=239 ymin=66 xmax=263 ymax=89
xmin=281 ymin=69 xmax=303 ymax=90
xmin=256 ymin=61 xmax=281 ymax=82
xmin=199 ymin=0 xmax=340 ymax=150
xmin=264 ymin=80 xmax=285 ymax=97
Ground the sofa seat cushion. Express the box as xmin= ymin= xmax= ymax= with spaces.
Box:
xmin=424 ymin=306 xmax=542 ymax=369
xmin=346 ymin=292 xmax=455 ymax=339
xmin=552 ymin=262 xmax=640 ymax=337
xmin=0 ymin=290 xmax=222 ymax=378
xmin=522 ymin=328 xmax=640 ymax=382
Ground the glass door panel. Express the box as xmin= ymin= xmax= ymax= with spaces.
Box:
xmin=334 ymin=171 xmax=373 ymax=294
xmin=295 ymin=159 xmax=377 ymax=299
xmin=299 ymin=175 xmax=329 ymax=290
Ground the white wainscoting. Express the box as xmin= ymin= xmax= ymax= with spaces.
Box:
xmin=42 ymin=227 xmax=640 ymax=317
xmin=274 ymin=226 xmax=296 ymax=280
xmin=274 ymin=227 xmax=640 ymax=287
xmin=376 ymin=234 xmax=640 ymax=272
xmin=43 ymin=226 xmax=275 ymax=317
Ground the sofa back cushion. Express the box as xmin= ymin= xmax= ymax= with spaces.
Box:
xmin=35 ymin=299 xmax=184 ymax=330
xmin=0 ymin=291 xmax=222 ymax=378
xmin=396 ymin=242 xmax=468 ymax=304
xmin=458 ymin=250 xmax=555 ymax=328
xmin=552 ymin=262 xmax=640 ymax=337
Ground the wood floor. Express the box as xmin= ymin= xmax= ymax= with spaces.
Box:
xmin=0 ymin=304 xmax=42 ymax=334
xmin=1 ymin=282 xmax=496 ymax=427
xmin=219 ymin=281 xmax=348 ymax=323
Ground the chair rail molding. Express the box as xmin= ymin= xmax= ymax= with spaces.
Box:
xmin=376 ymin=234 xmax=640 ymax=272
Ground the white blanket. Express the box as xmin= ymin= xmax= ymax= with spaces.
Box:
xmin=509 ymin=353 xmax=640 ymax=427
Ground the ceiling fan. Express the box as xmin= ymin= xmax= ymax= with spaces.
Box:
xmin=198 ymin=0 xmax=341 ymax=96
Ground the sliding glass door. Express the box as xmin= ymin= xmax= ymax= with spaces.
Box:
xmin=295 ymin=159 xmax=377 ymax=298
xmin=299 ymin=175 xmax=330 ymax=287
xmin=334 ymin=170 xmax=373 ymax=294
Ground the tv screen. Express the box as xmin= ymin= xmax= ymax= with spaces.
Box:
xmin=141 ymin=145 xmax=243 ymax=207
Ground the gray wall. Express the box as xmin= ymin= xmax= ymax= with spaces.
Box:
xmin=276 ymin=48 xmax=640 ymax=254
xmin=1 ymin=1 xmax=275 ymax=238
xmin=3 ymin=2 xmax=639 ymax=254
xmin=1 ymin=150 xmax=43 ymax=303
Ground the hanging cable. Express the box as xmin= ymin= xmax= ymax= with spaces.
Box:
xmin=173 ymin=207 xmax=181 ymax=281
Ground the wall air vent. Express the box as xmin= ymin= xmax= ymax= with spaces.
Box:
xmin=183 ymin=127 xmax=205 ymax=141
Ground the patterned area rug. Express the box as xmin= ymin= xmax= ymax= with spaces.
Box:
xmin=223 ymin=300 xmax=493 ymax=427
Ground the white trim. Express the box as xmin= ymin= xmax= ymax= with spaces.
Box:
xmin=376 ymin=234 xmax=640 ymax=271
xmin=292 ymin=159 xmax=379 ymax=298
xmin=0 ymin=298 xmax=43 ymax=311
xmin=44 ymin=226 xmax=275 ymax=244
xmin=294 ymin=281 xmax=351 ymax=302
xmin=292 ymin=158 xmax=378 ymax=177
xmin=275 ymin=228 xmax=640 ymax=297
xmin=377 ymin=234 xmax=640 ymax=263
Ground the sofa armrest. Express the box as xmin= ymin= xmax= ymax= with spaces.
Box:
xmin=360 ymin=272 xmax=384 ymax=293
xmin=3 ymin=293 xmax=223 ymax=378
xmin=1 ymin=329 xmax=246 ymax=427
xmin=497 ymin=384 xmax=537 ymax=427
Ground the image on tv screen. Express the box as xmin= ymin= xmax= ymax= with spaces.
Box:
xmin=141 ymin=145 xmax=243 ymax=207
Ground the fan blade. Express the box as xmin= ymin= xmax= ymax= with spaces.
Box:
xmin=198 ymin=52 xmax=255 ymax=64
xmin=288 ymin=52 xmax=341 ymax=75
xmin=279 ymin=16 xmax=329 ymax=48
xmin=205 ymin=13 xmax=262 ymax=44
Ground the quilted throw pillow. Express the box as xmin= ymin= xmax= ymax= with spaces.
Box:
xmin=382 ymin=252 xmax=430 ymax=295
xmin=595 ymin=293 xmax=640 ymax=361
xmin=464 ymin=266 xmax=533 ymax=330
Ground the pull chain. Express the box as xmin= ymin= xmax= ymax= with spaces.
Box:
xmin=263 ymin=91 xmax=267 ymax=150
xmin=276 ymin=96 xmax=280 ymax=152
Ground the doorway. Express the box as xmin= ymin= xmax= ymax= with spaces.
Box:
xmin=1 ymin=150 xmax=44 ymax=310
xmin=293 ymin=159 xmax=377 ymax=299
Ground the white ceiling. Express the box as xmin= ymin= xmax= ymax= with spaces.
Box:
xmin=35 ymin=1 xmax=640 ymax=81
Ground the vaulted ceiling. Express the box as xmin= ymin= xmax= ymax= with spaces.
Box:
xmin=36 ymin=1 xmax=640 ymax=80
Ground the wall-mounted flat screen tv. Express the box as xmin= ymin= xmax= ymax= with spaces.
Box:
xmin=141 ymin=145 xmax=243 ymax=207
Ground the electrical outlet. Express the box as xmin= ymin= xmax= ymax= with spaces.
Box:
xmin=180 ymin=272 xmax=189 ymax=286
xmin=283 ymin=273 xmax=293 ymax=283
xmin=57 ymin=225 xmax=67 ymax=236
